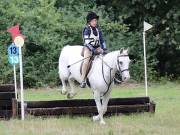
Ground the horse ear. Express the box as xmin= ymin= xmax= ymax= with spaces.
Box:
xmin=119 ymin=47 xmax=124 ymax=54
xmin=126 ymin=47 xmax=129 ymax=53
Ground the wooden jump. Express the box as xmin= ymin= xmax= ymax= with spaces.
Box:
xmin=22 ymin=97 xmax=155 ymax=116
xmin=0 ymin=84 xmax=17 ymax=119
xmin=0 ymin=84 xmax=156 ymax=119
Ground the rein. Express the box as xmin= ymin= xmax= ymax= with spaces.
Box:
xmin=100 ymin=54 xmax=129 ymax=97
xmin=100 ymin=56 xmax=114 ymax=97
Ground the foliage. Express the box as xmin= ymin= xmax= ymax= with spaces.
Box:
xmin=0 ymin=0 xmax=179 ymax=87
xmin=97 ymin=0 xmax=180 ymax=79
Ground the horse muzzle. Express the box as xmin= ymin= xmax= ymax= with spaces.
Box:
xmin=122 ymin=72 xmax=130 ymax=82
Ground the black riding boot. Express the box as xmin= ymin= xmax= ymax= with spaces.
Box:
xmin=80 ymin=81 xmax=86 ymax=88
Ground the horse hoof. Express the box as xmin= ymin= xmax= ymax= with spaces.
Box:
xmin=67 ymin=93 xmax=71 ymax=99
xmin=100 ymin=120 xmax=106 ymax=125
xmin=67 ymin=93 xmax=76 ymax=99
xmin=61 ymin=90 xmax=67 ymax=95
xmin=92 ymin=115 xmax=100 ymax=121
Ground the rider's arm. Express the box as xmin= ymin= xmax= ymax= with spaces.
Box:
xmin=83 ymin=27 xmax=95 ymax=53
xmin=99 ymin=29 xmax=108 ymax=54
xmin=99 ymin=30 xmax=106 ymax=50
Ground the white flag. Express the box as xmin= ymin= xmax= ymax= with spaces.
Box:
xmin=144 ymin=21 xmax=153 ymax=32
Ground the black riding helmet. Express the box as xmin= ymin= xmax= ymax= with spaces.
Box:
xmin=86 ymin=11 xmax=99 ymax=23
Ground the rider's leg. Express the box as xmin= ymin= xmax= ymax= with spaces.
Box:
xmin=80 ymin=47 xmax=92 ymax=88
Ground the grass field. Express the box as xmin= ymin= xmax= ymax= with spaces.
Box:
xmin=0 ymin=82 xmax=180 ymax=135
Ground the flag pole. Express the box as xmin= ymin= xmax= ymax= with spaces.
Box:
xmin=143 ymin=21 xmax=153 ymax=97
xmin=13 ymin=65 xmax=18 ymax=100
xmin=143 ymin=31 xmax=148 ymax=96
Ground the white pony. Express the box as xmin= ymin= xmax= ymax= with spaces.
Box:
xmin=59 ymin=45 xmax=130 ymax=124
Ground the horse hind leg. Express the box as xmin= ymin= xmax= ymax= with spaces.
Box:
xmin=59 ymin=69 xmax=70 ymax=95
xmin=60 ymin=78 xmax=68 ymax=95
xmin=67 ymin=75 xmax=77 ymax=99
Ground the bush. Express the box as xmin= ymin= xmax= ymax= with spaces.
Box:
xmin=0 ymin=0 xmax=178 ymax=87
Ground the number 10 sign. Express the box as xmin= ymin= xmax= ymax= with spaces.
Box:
xmin=8 ymin=43 xmax=19 ymax=65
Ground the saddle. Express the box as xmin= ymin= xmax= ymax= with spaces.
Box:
xmin=80 ymin=46 xmax=105 ymax=77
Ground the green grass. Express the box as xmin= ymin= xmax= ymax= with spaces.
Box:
xmin=22 ymin=83 xmax=152 ymax=101
xmin=0 ymin=82 xmax=180 ymax=135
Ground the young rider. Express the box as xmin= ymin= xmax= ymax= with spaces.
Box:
xmin=80 ymin=11 xmax=107 ymax=88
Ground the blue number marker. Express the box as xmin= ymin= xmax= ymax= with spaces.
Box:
xmin=8 ymin=43 xmax=19 ymax=56
xmin=7 ymin=43 xmax=19 ymax=65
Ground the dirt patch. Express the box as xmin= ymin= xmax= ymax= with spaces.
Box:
xmin=116 ymin=82 xmax=143 ymax=89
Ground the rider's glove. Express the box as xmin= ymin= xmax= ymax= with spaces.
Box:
xmin=103 ymin=48 xmax=108 ymax=55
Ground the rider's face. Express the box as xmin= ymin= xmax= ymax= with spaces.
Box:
xmin=89 ymin=19 xmax=98 ymax=27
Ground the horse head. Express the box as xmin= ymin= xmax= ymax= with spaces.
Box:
xmin=116 ymin=48 xmax=131 ymax=82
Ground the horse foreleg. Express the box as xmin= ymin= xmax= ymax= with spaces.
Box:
xmin=102 ymin=91 xmax=111 ymax=115
xmin=93 ymin=91 xmax=105 ymax=125
xmin=67 ymin=75 xmax=76 ymax=99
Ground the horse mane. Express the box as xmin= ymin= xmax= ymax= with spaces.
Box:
xmin=104 ymin=49 xmax=128 ymax=57
xmin=102 ymin=49 xmax=129 ymax=63
xmin=103 ymin=50 xmax=119 ymax=59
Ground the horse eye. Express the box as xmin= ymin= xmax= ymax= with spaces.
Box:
xmin=119 ymin=61 xmax=123 ymax=65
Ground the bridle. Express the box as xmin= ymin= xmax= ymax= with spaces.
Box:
xmin=117 ymin=54 xmax=129 ymax=74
